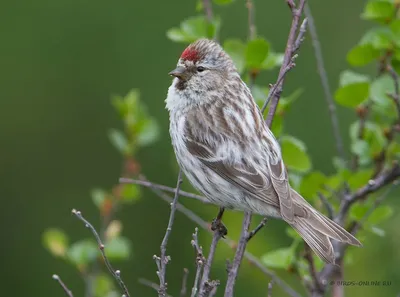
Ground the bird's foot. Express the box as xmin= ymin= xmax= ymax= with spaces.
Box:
xmin=211 ymin=218 xmax=228 ymax=237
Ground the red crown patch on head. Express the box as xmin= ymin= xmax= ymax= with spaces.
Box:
xmin=181 ymin=47 xmax=199 ymax=61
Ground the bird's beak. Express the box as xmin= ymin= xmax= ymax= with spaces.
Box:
xmin=169 ymin=66 xmax=186 ymax=79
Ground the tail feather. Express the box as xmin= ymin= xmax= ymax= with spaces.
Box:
xmin=288 ymin=189 xmax=362 ymax=263
xmin=290 ymin=217 xmax=335 ymax=264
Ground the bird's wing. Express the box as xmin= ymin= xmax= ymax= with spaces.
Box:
xmin=183 ymin=105 xmax=294 ymax=221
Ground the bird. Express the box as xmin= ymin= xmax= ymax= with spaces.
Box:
xmin=165 ymin=38 xmax=361 ymax=263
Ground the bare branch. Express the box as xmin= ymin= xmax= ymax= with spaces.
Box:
xmin=71 ymin=209 xmax=131 ymax=297
xmin=119 ymin=177 xmax=208 ymax=204
xmin=246 ymin=0 xmax=256 ymax=40
xmin=350 ymin=183 xmax=397 ymax=234
xmin=265 ymin=0 xmax=307 ymax=126
xmin=199 ymin=209 xmax=225 ymax=297
xmin=139 ymin=278 xmax=172 ymax=297
xmin=52 ymin=274 xmax=74 ymax=297
xmin=247 ymin=217 xmax=268 ymax=242
xmin=336 ymin=163 xmax=400 ymax=224
xmin=191 ymin=228 xmax=204 ymax=297
xmin=147 ymin=186 xmax=302 ymax=297
xmin=317 ymin=192 xmax=334 ymax=219
xmin=267 ymin=281 xmax=274 ymax=297
xmin=315 ymin=167 xmax=400 ymax=296
xmin=180 ymin=268 xmax=189 ymax=297
xmin=224 ymin=211 xmax=252 ymax=297
xmin=304 ymin=3 xmax=345 ymax=160
xmin=202 ymin=0 xmax=213 ymax=23
xmin=303 ymin=245 xmax=323 ymax=294
xmin=156 ymin=170 xmax=183 ymax=297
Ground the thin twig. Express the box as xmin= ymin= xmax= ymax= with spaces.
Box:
xmin=247 ymin=217 xmax=268 ymax=242
xmin=336 ymin=163 xmax=400 ymax=224
xmin=267 ymin=281 xmax=274 ymax=297
xmin=191 ymin=228 xmax=204 ymax=297
xmin=71 ymin=209 xmax=131 ymax=297
xmin=119 ymin=177 xmax=208 ymax=204
xmin=246 ymin=0 xmax=256 ymax=40
xmin=304 ymin=3 xmax=345 ymax=160
xmin=303 ymin=245 xmax=323 ymax=294
xmin=262 ymin=16 xmax=308 ymax=114
xmin=148 ymin=186 xmax=302 ymax=297
xmin=52 ymin=274 xmax=74 ymax=297
xmin=156 ymin=170 xmax=183 ymax=297
xmin=350 ymin=183 xmax=397 ymax=234
xmin=199 ymin=209 xmax=225 ymax=296
xmin=139 ymin=278 xmax=173 ymax=297
xmin=203 ymin=0 xmax=213 ymax=23
xmin=261 ymin=55 xmax=297 ymax=114
xmin=224 ymin=211 xmax=252 ymax=297
xmin=180 ymin=268 xmax=189 ymax=297
xmin=317 ymin=192 xmax=334 ymax=219
xmin=315 ymin=166 xmax=400 ymax=295
xmin=265 ymin=0 xmax=307 ymax=126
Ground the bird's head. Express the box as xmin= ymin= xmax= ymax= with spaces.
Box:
xmin=169 ymin=39 xmax=237 ymax=92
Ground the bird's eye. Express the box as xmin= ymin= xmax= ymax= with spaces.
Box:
xmin=197 ymin=66 xmax=205 ymax=72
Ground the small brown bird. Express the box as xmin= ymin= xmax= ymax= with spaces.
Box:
xmin=165 ymin=39 xmax=361 ymax=263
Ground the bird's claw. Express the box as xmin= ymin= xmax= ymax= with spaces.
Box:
xmin=211 ymin=218 xmax=228 ymax=237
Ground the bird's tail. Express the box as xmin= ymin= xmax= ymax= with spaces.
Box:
xmin=289 ymin=190 xmax=362 ymax=264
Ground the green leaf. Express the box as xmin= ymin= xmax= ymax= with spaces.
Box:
xmin=334 ymin=83 xmax=370 ymax=108
xmin=137 ymin=118 xmax=159 ymax=147
xmin=361 ymin=27 xmax=394 ymax=49
xmin=43 ymin=228 xmax=69 ymax=257
xmin=369 ymin=226 xmax=386 ymax=237
xmin=261 ymin=247 xmax=295 ymax=269
xmin=390 ymin=19 xmax=400 ymax=44
xmin=166 ymin=28 xmax=191 ymax=43
xmin=270 ymin=115 xmax=283 ymax=137
xmin=108 ymin=129 xmax=129 ymax=154
xmin=91 ymin=188 xmax=108 ymax=208
xmin=281 ymin=136 xmax=312 ymax=173
xmin=67 ymin=240 xmax=98 ymax=266
xmin=350 ymin=121 xmax=386 ymax=155
xmin=94 ymin=274 xmax=115 ymax=297
xmin=350 ymin=204 xmax=369 ymax=221
xmin=286 ymin=227 xmax=301 ymax=240
xmin=105 ymin=237 xmax=131 ymax=260
xmin=347 ymin=44 xmax=380 ymax=66
xmin=351 ymin=140 xmax=370 ymax=164
xmin=167 ymin=16 xmax=220 ymax=43
xmin=277 ymin=89 xmax=303 ymax=113
xmin=224 ymin=39 xmax=246 ymax=73
xmin=339 ymin=70 xmax=370 ymax=86
xmin=213 ymin=0 xmax=235 ymax=4
xmin=245 ymin=38 xmax=270 ymax=69
xmin=252 ymin=84 xmax=269 ymax=106
xmin=370 ymin=74 xmax=399 ymax=111
xmin=299 ymin=171 xmax=327 ymax=198
xmin=368 ymin=205 xmax=393 ymax=224
xmin=262 ymin=52 xmax=284 ymax=70
xmin=347 ymin=169 xmax=374 ymax=190
xmin=120 ymin=184 xmax=140 ymax=203
xmin=361 ymin=0 xmax=395 ymax=23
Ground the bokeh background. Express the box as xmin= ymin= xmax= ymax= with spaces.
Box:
xmin=1 ymin=0 xmax=399 ymax=296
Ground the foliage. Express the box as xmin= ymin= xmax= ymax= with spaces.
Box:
xmin=43 ymin=90 xmax=158 ymax=297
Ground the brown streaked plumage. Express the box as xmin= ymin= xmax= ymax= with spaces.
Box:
xmin=165 ymin=39 xmax=361 ymax=264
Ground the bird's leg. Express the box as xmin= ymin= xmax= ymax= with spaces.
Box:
xmin=211 ymin=207 xmax=228 ymax=237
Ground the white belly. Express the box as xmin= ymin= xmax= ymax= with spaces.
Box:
xmin=169 ymin=113 xmax=281 ymax=218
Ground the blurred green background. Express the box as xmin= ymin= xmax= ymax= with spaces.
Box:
xmin=1 ymin=0 xmax=399 ymax=296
